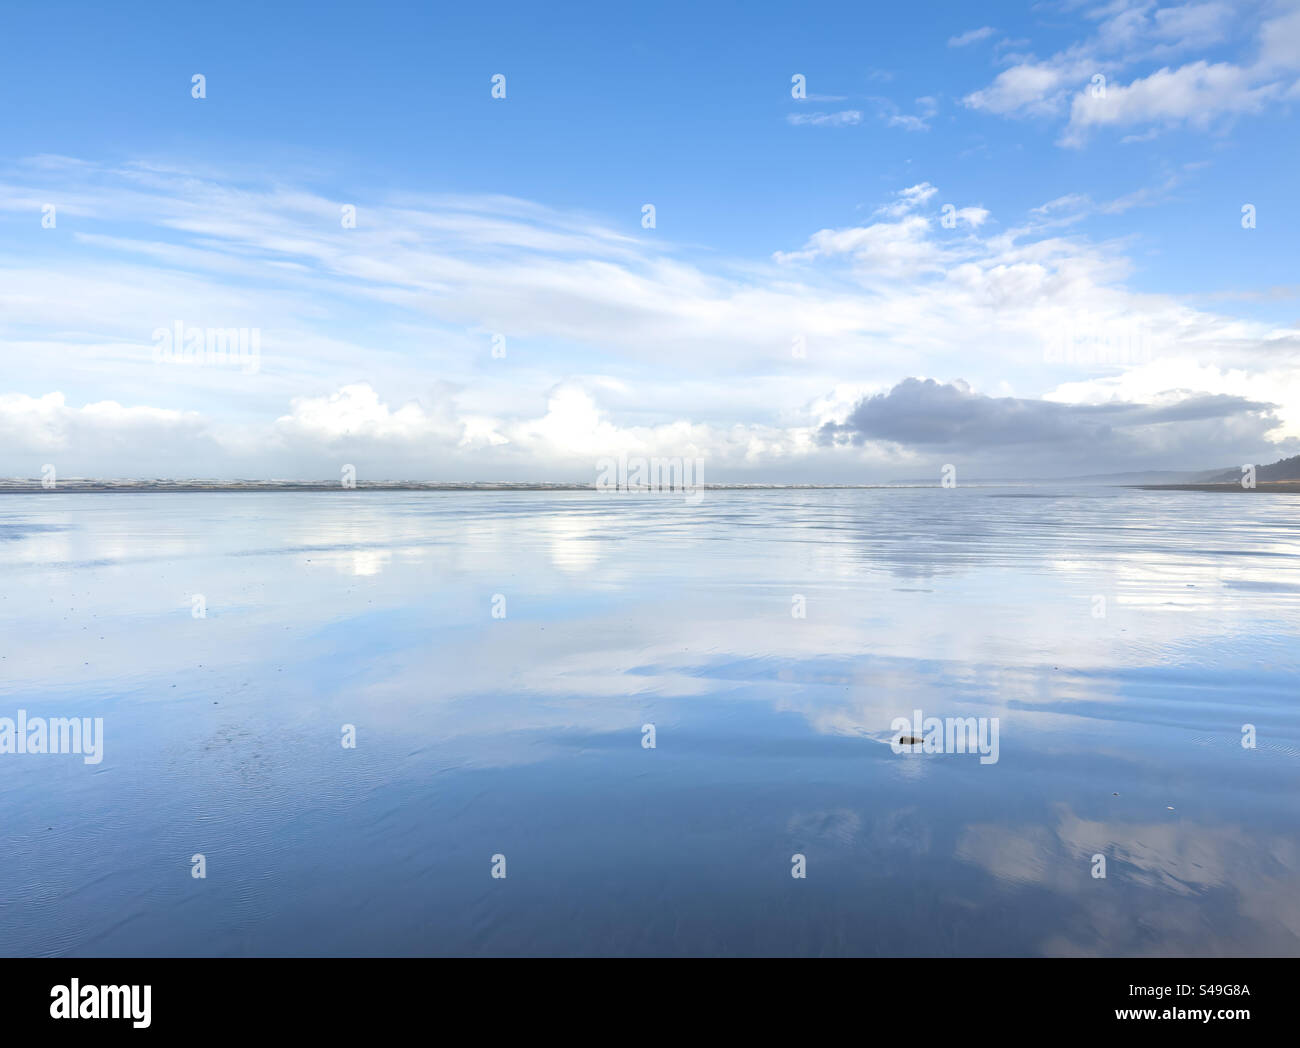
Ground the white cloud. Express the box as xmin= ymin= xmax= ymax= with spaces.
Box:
xmin=964 ymin=52 xmax=1095 ymax=116
xmin=0 ymin=392 xmax=216 ymax=477
xmin=867 ymin=95 xmax=938 ymax=131
xmin=953 ymin=206 xmax=991 ymax=228
xmin=949 ymin=26 xmax=998 ymax=48
xmin=887 ymin=114 xmax=930 ymax=131
xmin=1152 ymin=2 xmax=1235 ymax=47
xmin=1256 ymin=4 xmax=1300 ymax=71
xmin=1031 ymin=194 xmax=1092 ymax=216
xmin=786 ymin=110 xmax=863 ymax=127
xmin=874 ymin=182 xmax=939 ymax=218
xmin=1062 ymin=60 xmax=1285 ymax=146
xmin=774 ymin=215 xmax=941 ymax=276
xmin=275 ymin=383 xmax=463 ymax=446
xmin=1046 ymin=358 xmax=1300 ymax=443
xmin=964 ymin=2 xmax=1300 ymax=144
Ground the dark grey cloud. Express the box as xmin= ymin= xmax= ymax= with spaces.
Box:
xmin=817 ymin=378 xmax=1288 ymax=475
xmin=819 ymin=379 xmax=1274 ymax=448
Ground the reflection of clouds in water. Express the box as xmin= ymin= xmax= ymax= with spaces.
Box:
xmin=865 ymin=806 xmax=934 ymax=856
xmin=540 ymin=513 xmax=603 ymax=573
xmin=956 ymin=823 xmax=1057 ymax=890
xmin=349 ymin=600 xmax=1284 ymax=764
xmin=739 ymin=653 xmax=1103 ymax=739
xmin=785 ymin=806 xmax=934 ymax=854
xmin=786 ymin=808 xmax=862 ymax=846
xmin=1 ymin=489 xmax=1297 ymax=957
xmin=314 ymin=548 xmax=391 ymax=577
xmin=957 ymin=805 xmax=1300 ymax=955
xmin=15 ymin=529 xmax=77 ymax=566
xmin=4 ymin=490 xmax=1298 ymax=754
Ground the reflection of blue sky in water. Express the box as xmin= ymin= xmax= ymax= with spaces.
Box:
xmin=0 ymin=489 xmax=1297 ymax=955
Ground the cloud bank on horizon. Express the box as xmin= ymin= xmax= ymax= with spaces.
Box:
xmin=1 ymin=0 xmax=1298 ymax=482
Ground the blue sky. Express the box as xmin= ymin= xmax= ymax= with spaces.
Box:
xmin=2 ymin=0 xmax=1299 ymax=480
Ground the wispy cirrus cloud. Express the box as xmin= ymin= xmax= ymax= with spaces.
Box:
xmin=866 ymin=94 xmax=939 ymax=131
xmin=948 ymin=26 xmax=998 ymax=48
xmin=786 ymin=109 xmax=863 ymax=127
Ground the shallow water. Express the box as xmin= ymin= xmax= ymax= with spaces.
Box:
xmin=1 ymin=488 xmax=1297 ymax=956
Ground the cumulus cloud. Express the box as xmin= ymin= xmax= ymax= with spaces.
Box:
xmin=774 ymin=184 xmax=990 ymax=273
xmin=1061 ymin=60 xmax=1285 ymax=147
xmin=0 ymin=391 xmax=219 ymax=477
xmin=965 ymin=59 xmax=1092 ymax=118
xmin=276 ymin=384 xmax=463 ymax=447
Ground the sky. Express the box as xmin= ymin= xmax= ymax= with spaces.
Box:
xmin=2 ymin=0 xmax=1299 ymax=482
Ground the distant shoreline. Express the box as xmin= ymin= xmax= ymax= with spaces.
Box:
xmin=3 ymin=480 xmax=1297 ymax=494
xmin=0 ymin=481 xmax=940 ymax=493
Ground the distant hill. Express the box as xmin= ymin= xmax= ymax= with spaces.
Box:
xmin=1066 ymin=468 xmax=1228 ymax=485
xmin=1198 ymin=454 xmax=1300 ymax=484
